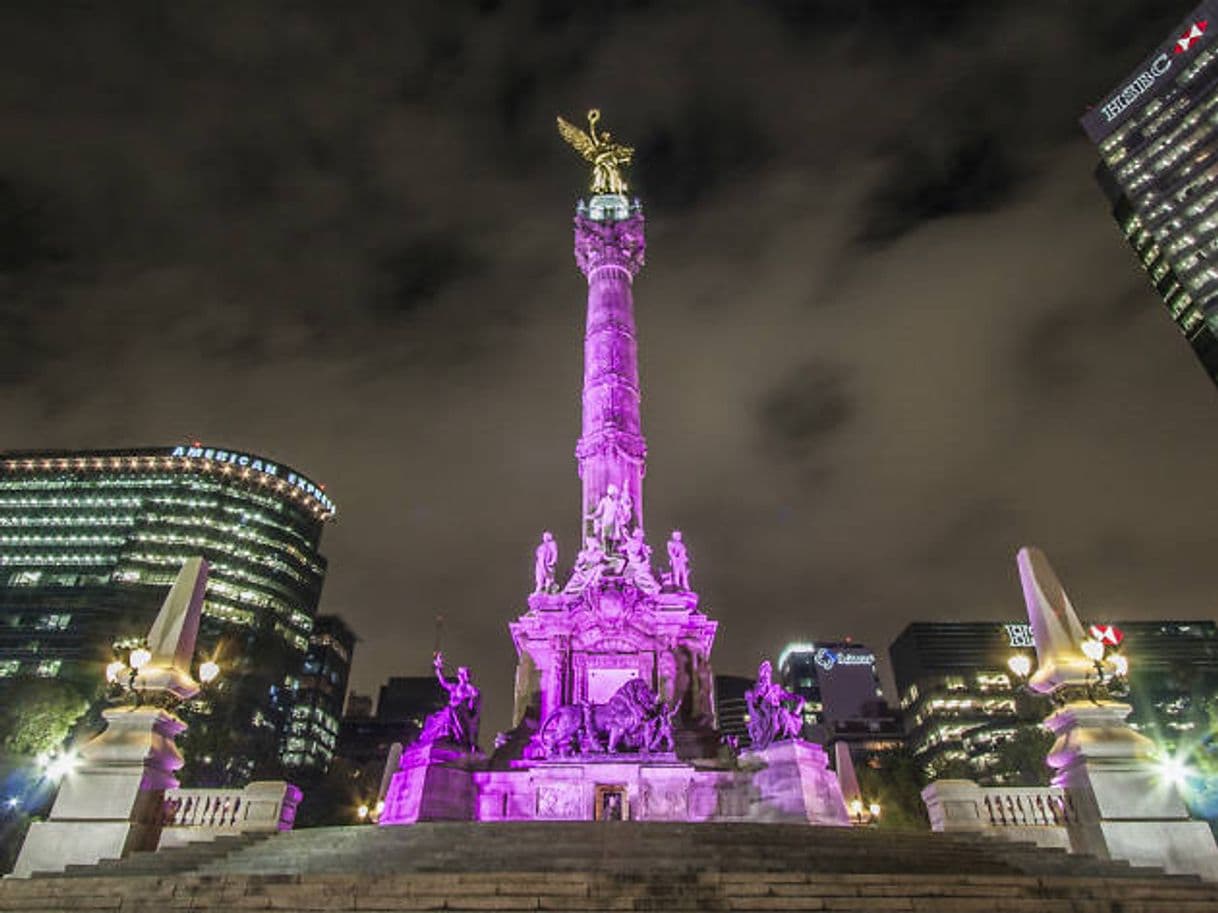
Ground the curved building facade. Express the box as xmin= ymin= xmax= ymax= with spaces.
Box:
xmin=0 ymin=444 xmax=334 ymax=782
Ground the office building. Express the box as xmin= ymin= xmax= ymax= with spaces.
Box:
xmin=712 ymin=674 xmax=753 ymax=746
xmin=1082 ymin=2 xmax=1218 ymax=386
xmin=334 ymin=676 xmax=446 ymax=770
xmin=890 ymin=620 xmax=1218 ymax=783
xmin=0 ymin=444 xmax=335 ymax=782
xmin=777 ymin=641 xmax=903 ymax=759
xmin=282 ymin=615 xmax=357 ymax=772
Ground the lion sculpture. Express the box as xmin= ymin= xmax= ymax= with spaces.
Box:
xmin=539 ymin=678 xmax=658 ymax=757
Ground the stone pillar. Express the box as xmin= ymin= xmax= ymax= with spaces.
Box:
xmin=1017 ymin=546 xmax=1218 ymax=880
xmin=573 ymin=197 xmax=647 ymax=537
xmin=921 ymin=780 xmax=986 ymax=834
xmin=12 ymin=557 xmax=209 ymax=878
xmin=1045 ymin=699 xmax=1218 ymax=878
xmin=12 ymin=706 xmax=186 ymax=876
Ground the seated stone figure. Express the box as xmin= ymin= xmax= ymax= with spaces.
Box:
xmin=417 ymin=651 xmax=481 ymax=753
xmin=744 ymin=659 xmax=804 ymax=750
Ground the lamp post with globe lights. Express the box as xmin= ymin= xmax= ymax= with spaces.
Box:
xmin=12 ymin=557 xmax=216 ymax=877
xmin=105 ymin=642 xmax=220 ymax=706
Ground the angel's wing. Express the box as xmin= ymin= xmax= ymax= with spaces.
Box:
xmin=557 ymin=115 xmax=597 ymax=161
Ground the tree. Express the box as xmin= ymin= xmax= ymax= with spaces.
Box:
xmin=0 ymin=678 xmax=89 ymax=759
xmin=855 ymin=747 xmax=930 ymax=830
xmin=991 ymin=727 xmax=1055 ymax=786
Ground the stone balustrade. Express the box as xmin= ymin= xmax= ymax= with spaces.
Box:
xmin=921 ymin=779 xmax=1074 ymax=850
xmin=158 ymin=780 xmax=301 ymax=849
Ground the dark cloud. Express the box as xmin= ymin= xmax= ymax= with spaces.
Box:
xmin=759 ymin=362 xmax=854 ymax=459
xmin=0 ymin=0 xmax=1215 ymax=734
xmin=637 ymin=98 xmax=774 ymax=211
xmin=857 ymin=131 xmax=1022 ymax=246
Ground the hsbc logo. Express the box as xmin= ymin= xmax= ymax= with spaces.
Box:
xmin=1083 ymin=7 xmax=1217 ymax=142
xmin=1176 ymin=19 xmax=1209 ymax=54
xmin=1101 ymin=53 xmax=1174 ymax=123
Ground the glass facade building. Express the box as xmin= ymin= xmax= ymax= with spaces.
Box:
xmin=890 ymin=620 xmax=1218 ymax=783
xmin=0 ymin=445 xmax=335 ymax=782
xmin=282 ymin=614 xmax=356 ymax=772
xmin=1082 ymin=1 xmax=1218 ymax=386
xmin=778 ymin=641 xmax=902 ymax=760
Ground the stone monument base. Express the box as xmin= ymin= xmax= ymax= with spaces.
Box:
xmin=379 ymin=743 xmax=483 ymax=825
xmin=380 ymin=739 xmax=849 ymax=826
xmin=738 ymin=740 xmax=852 ymax=825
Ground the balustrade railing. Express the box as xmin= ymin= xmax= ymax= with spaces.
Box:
xmin=158 ymin=781 xmax=301 ymax=848
xmin=921 ymin=779 xmax=1074 ymax=850
xmin=981 ymin=786 xmax=1076 ymax=828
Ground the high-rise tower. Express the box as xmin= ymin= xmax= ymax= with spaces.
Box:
xmin=1082 ymin=1 xmax=1218 ymax=387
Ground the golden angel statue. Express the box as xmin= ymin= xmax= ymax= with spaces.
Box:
xmin=557 ymin=109 xmax=634 ymax=195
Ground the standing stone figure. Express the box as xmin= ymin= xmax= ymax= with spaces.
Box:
xmin=616 ymin=490 xmax=634 ymax=538
xmin=667 ymin=530 xmax=690 ymax=590
xmin=587 ymin=484 xmax=621 ymax=549
xmin=744 ymin=660 xmax=803 ymax=750
xmin=533 ymin=531 xmax=558 ymax=594
xmin=418 ymin=652 xmax=481 ymax=753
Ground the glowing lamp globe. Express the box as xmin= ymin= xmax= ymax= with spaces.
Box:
xmin=128 ymin=647 xmax=152 ymax=670
xmin=1007 ymin=654 xmax=1032 ymax=678
xmin=198 ymin=660 xmax=220 ymax=684
xmin=1110 ymin=654 xmax=1129 ymax=677
xmin=1080 ymin=639 xmax=1105 ymax=662
xmin=105 ymin=661 xmax=126 ymax=684
xmin=868 ymin=803 xmax=881 ymax=818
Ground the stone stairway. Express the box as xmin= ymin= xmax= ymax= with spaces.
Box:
xmin=3 ymin=823 xmax=1217 ymax=911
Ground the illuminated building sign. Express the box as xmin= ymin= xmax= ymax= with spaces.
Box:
xmin=1089 ymin=624 xmax=1124 ymax=647
xmin=1004 ymin=623 xmax=1035 ymax=648
xmin=1081 ymin=3 xmax=1218 ymax=142
xmin=169 ymin=445 xmax=335 ymax=513
xmin=813 ymin=647 xmax=875 ymax=672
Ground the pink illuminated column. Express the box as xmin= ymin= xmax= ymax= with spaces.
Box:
xmin=573 ymin=202 xmax=647 ymax=535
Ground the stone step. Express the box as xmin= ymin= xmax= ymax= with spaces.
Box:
xmin=4 ymin=871 xmax=1218 ymax=913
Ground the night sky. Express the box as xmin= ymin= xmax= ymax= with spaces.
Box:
xmin=1 ymin=2 xmax=1214 ymax=735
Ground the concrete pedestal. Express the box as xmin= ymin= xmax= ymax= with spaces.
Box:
xmin=738 ymin=740 xmax=851 ymax=825
xmin=12 ymin=706 xmax=186 ymax=877
xmin=380 ymin=743 xmax=480 ymax=825
xmin=1047 ymin=700 xmax=1218 ymax=880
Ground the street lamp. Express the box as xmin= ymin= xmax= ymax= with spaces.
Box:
xmin=128 ymin=647 xmax=152 ymax=671
xmin=1007 ymin=654 xmax=1033 ymax=679
xmin=106 ymin=643 xmax=221 ymax=704
xmin=42 ymin=750 xmax=80 ymax=781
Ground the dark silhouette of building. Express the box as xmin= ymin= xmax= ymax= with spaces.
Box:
xmin=713 ymin=674 xmax=753 ymax=746
xmin=333 ymin=676 xmax=446 ymax=769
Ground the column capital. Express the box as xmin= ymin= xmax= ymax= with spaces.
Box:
xmin=574 ymin=210 xmax=645 ymax=280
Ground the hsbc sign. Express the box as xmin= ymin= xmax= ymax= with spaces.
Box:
xmin=1082 ymin=4 xmax=1217 ymax=142
xmin=1098 ymin=53 xmax=1174 ymax=125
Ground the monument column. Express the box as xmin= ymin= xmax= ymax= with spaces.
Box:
xmin=574 ymin=196 xmax=647 ymax=537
